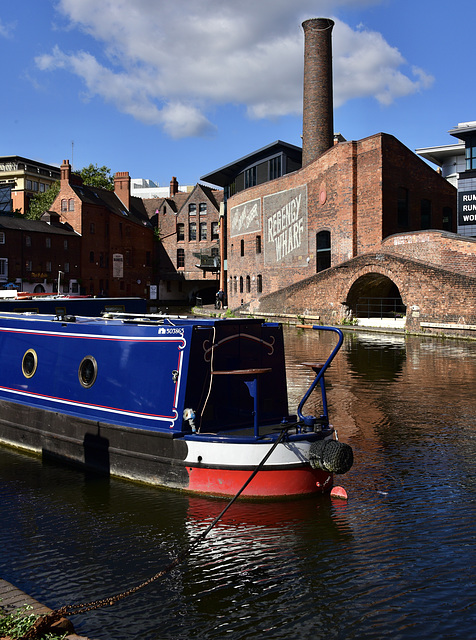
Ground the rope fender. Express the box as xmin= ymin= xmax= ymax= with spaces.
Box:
xmin=308 ymin=439 xmax=354 ymax=474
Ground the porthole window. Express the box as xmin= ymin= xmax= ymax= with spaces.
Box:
xmin=78 ymin=356 xmax=97 ymax=388
xmin=22 ymin=349 xmax=38 ymax=378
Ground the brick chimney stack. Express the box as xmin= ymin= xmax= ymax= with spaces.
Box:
xmin=60 ymin=159 xmax=71 ymax=184
xmin=114 ymin=171 xmax=131 ymax=210
xmin=170 ymin=176 xmax=179 ymax=197
xmin=302 ymin=18 xmax=335 ymax=167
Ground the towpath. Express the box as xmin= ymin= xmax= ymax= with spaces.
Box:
xmin=0 ymin=579 xmax=92 ymax=639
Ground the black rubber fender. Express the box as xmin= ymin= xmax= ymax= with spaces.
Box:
xmin=309 ymin=439 xmax=353 ymax=474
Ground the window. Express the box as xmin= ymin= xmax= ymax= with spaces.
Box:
xmin=99 ymin=253 xmax=104 ymax=267
xmin=199 ymin=222 xmax=207 ymax=241
xmin=0 ymin=258 xmax=7 ymax=277
xmin=46 ymin=261 xmax=52 ymax=272
xmin=234 ymin=276 xmax=237 ymax=293
xmin=240 ymin=239 xmax=244 ymax=256
xmin=211 ymin=247 xmax=219 ymax=258
xmin=316 ymin=230 xmax=331 ymax=272
xmin=25 ymin=235 xmax=31 ymax=247
xmin=25 ymin=260 xmax=32 ymax=272
xmin=177 ymin=248 xmax=185 ymax=268
xmin=239 ymin=276 xmax=243 ymax=293
xmin=68 ymin=199 xmax=74 ymax=211
xmin=40 ymin=183 xmax=45 ymax=193
xmin=90 ymin=223 xmax=95 ymax=234
xmin=257 ymin=274 xmax=262 ymax=293
xmin=125 ymin=250 xmax=131 ymax=266
xmin=246 ymin=275 xmax=251 ymax=293
xmin=256 ymin=235 xmax=261 ymax=254
xmin=244 ymin=166 xmax=257 ymax=189
xmin=189 ymin=203 xmax=197 ymax=215
xmin=397 ymin=187 xmax=409 ymax=227
xmin=0 ymin=232 xmax=5 ymax=244
xmin=26 ymin=180 xmax=32 ymax=190
xmin=64 ymin=262 xmax=69 ymax=273
xmin=269 ymin=156 xmax=282 ymax=181
xmin=211 ymin=221 xmax=219 ymax=240
xmin=32 ymin=182 xmax=38 ymax=192
xmin=465 ymin=135 xmax=476 ymax=170
xmin=177 ymin=223 xmax=185 ymax=241
xmin=89 ymin=251 xmax=95 ymax=263
xmin=442 ymin=207 xmax=453 ymax=232
xmin=64 ymin=240 xmax=68 ymax=250
xmin=189 ymin=221 xmax=196 ymax=241
xmin=61 ymin=199 xmax=67 ymax=212
xmin=199 ymin=203 xmax=207 ymax=215
xmin=421 ymin=199 xmax=431 ymax=229
xmin=45 ymin=237 xmax=51 ymax=248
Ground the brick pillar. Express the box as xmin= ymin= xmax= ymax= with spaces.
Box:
xmin=302 ymin=18 xmax=334 ymax=167
xmin=114 ymin=171 xmax=130 ymax=211
xmin=60 ymin=160 xmax=71 ymax=184
xmin=170 ymin=176 xmax=179 ymax=197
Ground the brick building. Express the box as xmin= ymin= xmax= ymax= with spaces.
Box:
xmin=0 ymin=212 xmax=80 ymax=292
xmin=142 ymin=178 xmax=224 ymax=304
xmin=49 ymin=161 xmax=154 ymax=297
xmin=202 ymin=18 xmax=457 ymax=311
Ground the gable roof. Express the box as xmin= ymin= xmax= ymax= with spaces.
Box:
xmin=71 ymin=184 xmax=152 ymax=228
xmin=0 ymin=214 xmax=79 ymax=236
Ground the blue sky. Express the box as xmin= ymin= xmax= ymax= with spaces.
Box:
xmin=1 ymin=0 xmax=473 ymax=187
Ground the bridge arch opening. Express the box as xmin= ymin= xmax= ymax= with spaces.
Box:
xmin=346 ymin=273 xmax=406 ymax=319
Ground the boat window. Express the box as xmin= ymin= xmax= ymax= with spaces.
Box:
xmin=22 ymin=349 xmax=38 ymax=379
xmin=78 ymin=356 xmax=98 ymax=388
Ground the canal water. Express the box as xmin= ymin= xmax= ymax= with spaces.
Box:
xmin=0 ymin=327 xmax=474 ymax=640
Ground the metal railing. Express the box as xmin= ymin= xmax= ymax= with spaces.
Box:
xmin=355 ymin=297 xmax=406 ymax=319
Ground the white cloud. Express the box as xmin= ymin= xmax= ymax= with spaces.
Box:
xmin=36 ymin=0 xmax=433 ymax=138
xmin=0 ymin=17 xmax=15 ymax=38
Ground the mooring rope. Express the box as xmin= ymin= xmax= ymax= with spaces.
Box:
xmin=22 ymin=428 xmax=289 ymax=638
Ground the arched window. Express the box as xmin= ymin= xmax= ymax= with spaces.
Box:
xmin=257 ymin=274 xmax=262 ymax=293
xmin=316 ymin=231 xmax=331 ymax=272
xmin=239 ymin=276 xmax=243 ymax=293
xmin=61 ymin=199 xmax=67 ymax=212
xmin=68 ymin=198 xmax=75 ymax=211
xmin=246 ymin=275 xmax=250 ymax=292
xmin=240 ymin=239 xmax=244 ymax=256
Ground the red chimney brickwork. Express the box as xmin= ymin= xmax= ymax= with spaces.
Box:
xmin=114 ymin=171 xmax=131 ymax=211
xmin=302 ymin=18 xmax=335 ymax=167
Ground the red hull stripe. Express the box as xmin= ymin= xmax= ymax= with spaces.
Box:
xmin=187 ymin=465 xmax=332 ymax=497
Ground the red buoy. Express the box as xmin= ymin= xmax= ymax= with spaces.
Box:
xmin=330 ymin=485 xmax=348 ymax=500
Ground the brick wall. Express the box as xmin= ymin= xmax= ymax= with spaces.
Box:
xmin=226 ymin=132 xmax=457 ymax=309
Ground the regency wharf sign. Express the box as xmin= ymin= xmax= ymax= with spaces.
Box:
xmin=264 ymin=186 xmax=308 ymax=265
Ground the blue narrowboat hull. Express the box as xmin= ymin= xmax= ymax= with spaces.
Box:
xmin=0 ymin=312 xmax=352 ymax=498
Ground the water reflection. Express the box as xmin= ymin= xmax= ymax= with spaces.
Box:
xmin=0 ymin=327 xmax=475 ymax=639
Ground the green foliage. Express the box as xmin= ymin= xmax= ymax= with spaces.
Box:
xmin=79 ymin=163 xmax=114 ymax=190
xmin=26 ymin=181 xmax=60 ymax=220
xmin=0 ymin=604 xmax=66 ymax=639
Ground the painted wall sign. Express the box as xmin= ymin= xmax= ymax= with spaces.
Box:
xmin=264 ymin=186 xmax=308 ymax=265
xmin=458 ymin=191 xmax=476 ymax=225
xmin=230 ymin=198 xmax=261 ymax=237
xmin=113 ymin=253 xmax=124 ymax=278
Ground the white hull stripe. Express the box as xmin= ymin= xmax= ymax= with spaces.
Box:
xmin=0 ymin=326 xmax=186 ymax=344
xmin=185 ymin=439 xmax=311 ymax=467
xmin=0 ymin=385 xmax=177 ymax=423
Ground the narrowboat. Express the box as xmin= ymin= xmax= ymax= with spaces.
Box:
xmin=0 ymin=290 xmax=147 ymax=316
xmin=0 ymin=311 xmax=353 ymax=498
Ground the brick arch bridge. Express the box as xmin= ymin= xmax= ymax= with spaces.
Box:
xmin=248 ymin=253 xmax=476 ymax=337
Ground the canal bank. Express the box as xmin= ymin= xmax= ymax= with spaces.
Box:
xmin=192 ymin=305 xmax=476 ymax=340
xmin=0 ymin=579 xmax=92 ymax=639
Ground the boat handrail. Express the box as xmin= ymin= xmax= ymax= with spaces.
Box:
xmin=297 ymin=326 xmax=343 ymax=428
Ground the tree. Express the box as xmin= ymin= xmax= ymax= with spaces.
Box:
xmin=79 ymin=163 xmax=114 ymax=190
xmin=26 ymin=181 xmax=60 ymax=220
